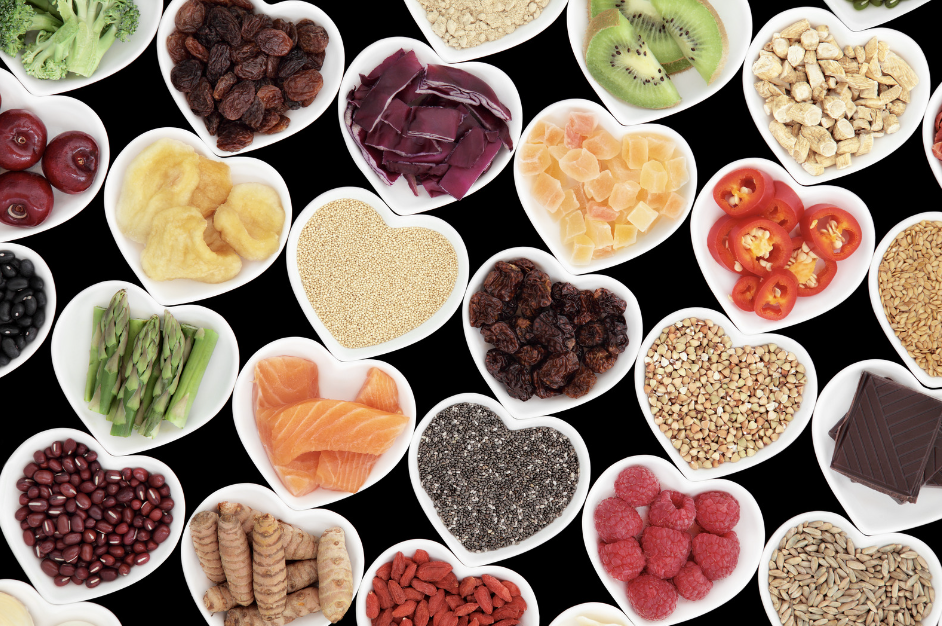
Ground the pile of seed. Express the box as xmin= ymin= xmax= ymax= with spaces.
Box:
xmin=295 ymin=199 xmax=458 ymax=349
xmin=643 ymin=317 xmax=807 ymax=470
xmin=769 ymin=520 xmax=934 ymax=626
xmin=416 ymin=0 xmax=552 ymax=50
xmin=877 ymin=220 xmax=942 ymax=378
xmin=417 ymin=402 xmax=579 ymax=552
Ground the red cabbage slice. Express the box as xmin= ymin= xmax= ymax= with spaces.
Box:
xmin=405 ymin=106 xmax=464 ymax=142
xmin=421 ymin=177 xmax=449 ymax=198
xmin=364 ymin=49 xmax=404 ymax=85
xmin=439 ymin=137 xmax=502 ymax=200
xmin=466 ymin=103 xmax=513 ymax=151
xmin=446 ymin=127 xmax=487 ymax=169
xmin=353 ymin=50 xmax=424 ymax=133
xmin=389 ymin=134 xmax=441 ymax=157
xmin=455 ymin=104 xmax=480 ymax=137
xmin=364 ymin=121 xmax=401 ymax=151
xmin=385 ymin=162 xmax=449 ymax=178
xmin=397 ymin=71 xmax=426 ymax=106
xmin=344 ymin=98 xmax=398 ymax=186
xmin=416 ymin=64 xmax=512 ymax=122
xmin=381 ymin=98 xmax=411 ymax=133
xmin=403 ymin=172 xmax=419 ymax=196
xmin=383 ymin=143 xmax=453 ymax=164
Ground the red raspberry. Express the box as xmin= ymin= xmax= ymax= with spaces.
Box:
xmin=648 ymin=490 xmax=696 ymax=531
xmin=641 ymin=526 xmax=690 ymax=579
xmin=692 ymin=531 xmax=740 ymax=581
xmin=598 ymin=538 xmax=645 ymax=582
xmin=673 ymin=561 xmax=713 ymax=601
xmin=626 ymin=575 xmax=677 ymax=620
xmin=595 ymin=497 xmax=644 ymax=543
xmin=694 ymin=491 xmax=741 ymax=535
xmin=614 ymin=465 xmax=660 ymax=507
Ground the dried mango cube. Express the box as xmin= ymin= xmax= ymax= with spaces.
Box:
xmin=568 ymin=182 xmax=589 ymax=209
xmin=549 ymin=144 xmax=569 ymax=161
xmin=614 ymin=224 xmax=638 ymax=249
xmin=532 ymin=172 xmax=565 ymax=212
xmin=583 ymin=130 xmax=621 ymax=160
xmin=569 ymin=111 xmax=597 ymax=135
xmin=627 ymin=201 xmax=659 ymax=232
xmin=666 ymin=156 xmax=689 ymax=191
xmin=559 ymin=149 xmax=601 ymax=183
xmin=571 ymin=234 xmax=595 ymax=265
xmin=646 ymin=135 xmax=675 ymax=161
xmin=621 ymin=168 xmax=641 ymax=183
xmin=559 ymin=188 xmax=580 ymax=214
xmin=645 ymin=191 xmax=671 ymax=211
xmin=585 ymin=170 xmax=615 ymax=201
xmin=519 ymin=144 xmax=552 ymax=176
xmin=603 ymin=157 xmax=632 ymax=181
xmin=561 ymin=209 xmax=586 ymax=243
xmin=608 ymin=181 xmax=641 ymax=211
xmin=586 ymin=218 xmax=614 ymax=248
xmin=587 ymin=201 xmax=617 ymax=222
xmin=543 ymin=122 xmax=564 ymax=146
xmin=528 ymin=120 xmax=547 ymax=144
xmin=593 ymin=246 xmax=614 ymax=259
xmin=660 ymin=192 xmax=687 ymax=219
xmin=545 ymin=159 xmax=567 ymax=184
xmin=564 ymin=124 xmax=583 ymax=149
xmin=640 ymin=160 xmax=668 ymax=193
xmin=623 ymin=135 xmax=649 ymax=170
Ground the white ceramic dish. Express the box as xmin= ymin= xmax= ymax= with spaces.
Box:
xmin=547 ymin=602 xmax=632 ymax=626
xmin=515 ymin=98 xmax=698 ymax=276
xmin=822 ymin=0 xmax=934 ymax=31
xmin=0 ymin=579 xmax=121 ymax=626
xmin=582 ymin=455 xmax=764 ymax=626
xmin=0 ymin=428 xmax=185 ymax=604
xmin=355 ymin=539 xmax=539 ymax=626
xmin=102 ymin=127 xmax=291 ymax=306
xmin=463 ymin=247 xmax=642 ymax=419
xmin=690 ymin=157 xmax=874 ymax=335
xmin=182 ymin=483 xmax=364 ymax=626
xmin=922 ymin=83 xmax=942 ymax=190
xmin=408 ymin=393 xmax=590 ymax=567
xmin=0 ymin=69 xmax=109 ymax=243
xmin=758 ymin=511 xmax=942 ymax=626
xmin=402 ymin=0 xmax=569 ymax=63
xmin=156 ymin=0 xmax=344 ymax=158
xmin=285 ymin=186 xmax=469 ymax=361
xmin=337 ymin=37 xmax=522 ymax=215
xmin=634 ymin=307 xmax=819 ymax=481
xmin=50 ymin=280 xmax=239 ymax=457
xmin=566 ymin=0 xmax=752 ymax=126
xmin=868 ymin=211 xmax=942 ymax=389
xmin=0 ymin=4 xmax=162 ymax=97
xmin=811 ymin=359 xmax=942 ymax=535
xmin=0 ymin=243 xmax=56 ymax=380
xmin=742 ymin=7 xmax=930 ymax=186
xmin=232 ymin=336 xmax=416 ymax=510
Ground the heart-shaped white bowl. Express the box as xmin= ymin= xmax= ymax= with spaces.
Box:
xmin=742 ymin=7 xmax=930 ymax=187
xmin=921 ymin=83 xmax=942 ymax=190
xmin=822 ymin=0 xmax=934 ymax=31
xmin=337 ymin=37 xmax=522 ymax=215
xmin=582 ymin=454 xmax=764 ymax=626
xmin=868 ymin=211 xmax=942 ymax=389
xmin=0 ymin=427 xmax=185 ymax=604
xmin=0 ymin=579 xmax=121 ymax=626
xmin=232 ymin=336 xmax=416 ymax=510
xmin=690 ymin=157 xmax=875 ymax=335
xmin=286 ymin=186 xmax=469 ymax=362
xmin=810 ymin=359 xmax=942 ymax=535
xmin=758 ymin=510 xmax=942 ymax=626
xmin=50 ymin=280 xmax=239 ymax=457
xmin=0 ymin=69 xmax=109 ymax=243
xmin=566 ymin=0 xmax=752 ymax=126
xmin=463 ymin=247 xmax=642 ymax=419
xmin=634 ymin=307 xmax=819 ymax=481
xmin=514 ymin=98 xmax=698 ymax=276
xmin=402 ymin=0 xmax=570 ymax=63
xmin=182 ymin=482 xmax=364 ymax=626
xmin=102 ymin=127 xmax=291 ymax=306
xmin=0 ymin=242 xmax=56 ymax=380
xmin=156 ymin=0 xmax=344 ymax=158
xmin=355 ymin=538 xmax=539 ymax=626
xmin=407 ymin=392 xmax=590 ymax=567
xmin=547 ymin=602 xmax=633 ymax=626
xmin=0 ymin=4 xmax=162 ymax=97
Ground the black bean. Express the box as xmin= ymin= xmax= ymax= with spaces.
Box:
xmin=11 ymin=302 xmax=24 ymax=319
xmin=36 ymin=291 xmax=46 ymax=307
xmin=8 ymin=257 xmax=19 ymax=269
xmin=32 ymin=310 xmax=44 ymax=328
xmin=6 ymin=277 xmax=28 ymax=290
xmin=15 ymin=335 xmax=25 ymax=350
xmin=24 ymin=327 xmax=38 ymax=344
xmin=30 ymin=276 xmax=43 ymax=290
xmin=24 ymin=297 xmax=36 ymax=316
xmin=13 ymin=289 xmax=32 ymax=303
xmin=3 ymin=290 xmax=13 ymax=302
xmin=0 ymin=325 xmax=19 ymax=337
xmin=0 ymin=277 xmax=5 ymax=290
xmin=1 ymin=338 xmax=18 ymax=358
xmin=17 ymin=316 xmax=31 ymax=328
xmin=18 ymin=259 xmax=33 ymax=277
xmin=0 ymin=251 xmax=12 ymax=263
xmin=0 ymin=301 xmax=9 ymax=323
xmin=0 ymin=355 xmax=8 ymax=367
xmin=0 ymin=264 xmax=15 ymax=278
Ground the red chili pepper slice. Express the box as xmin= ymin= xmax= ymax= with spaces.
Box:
xmin=729 ymin=217 xmax=794 ymax=277
xmin=712 ymin=167 xmax=775 ymax=218
xmin=761 ymin=181 xmax=804 ymax=233
xmin=799 ymin=204 xmax=862 ymax=262
xmin=754 ymin=269 xmax=799 ymax=321
xmin=786 ymin=237 xmax=838 ymax=297
xmin=707 ymin=215 xmax=749 ymax=274
xmin=731 ymin=275 xmax=762 ymax=311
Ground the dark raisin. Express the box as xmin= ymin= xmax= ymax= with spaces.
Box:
xmin=273 ymin=19 xmax=297 ymax=47
xmin=572 ymin=290 xmax=601 ymax=326
xmin=551 ymin=281 xmax=580 ymax=318
xmin=256 ymin=28 xmax=293 ymax=57
xmin=257 ymin=109 xmax=281 ymax=132
xmin=310 ymin=51 xmax=325 ymax=70
xmin=241 ymin=96 xmax=265 ymax=129
xmin=513 ymin=317 xmax=533 ymax=344
xmin=603 ymin=316 xmax=629 ymax=355
xmin=204 ymin=111 xmax=222 ymax=136
xmin=297 ymin=23 xmax=329 ymax=54
xmin=186 ymin=78 xmax=215 ymax=117
xmin=576 ymin=321 xmax=607 ymax=347
xmin=468 ymin=292 xmax=503 ymax=328
xmin=256 ymin=84 xmax=283 ymax=109
xmin=536 ymin=352 xmax=580 ymax=389
xmin=281 ymin=97 xmax=302 ymax=111
xmin=532 ymin=372 xmax=560 ymax=399
xmin=174 ymin=0 xmax=206 ymax=33
xmin=485 ymin=349 xmax=512 ymax=377
xmin=166 ymin=31 xmax=191 ymax=63
xmin=532 ymin=310 xmax=575 ymax=353
xmin=499 ymin=298 xmax=517 ymax=322
xmin=209 ymin=7 xmax=242 ymax=46
xmin=241 ymin=13 xmax=270 ymax=41
xmin=213 ymin=72 xmax=238 ymax=100
xmin=231 ymin=41 xmax=259 ymax=64
xmin=170 ymin=59 xmax=203 ymax=92
xmin=481 ymin=322 xmax=519 ymax=354
xmin=563 ymin=365 xmax=596 ymax=399
xmin=584 ymin=347 xmax=617 ymax=374
xmin=260 ymin=114 xmax=290 ymax=134
xmin=277 ymin=48 xmax=307 ymax=78
xmin=235 ymin=54 xmax=267 ymax=80
xmin=266 ymin=54 xmax=280 ymax=78
xmin=594 ymin=288 xmax=627 ymax=316
xmin=218 ymin=80 xmax=256 ymax=120
xmin=518 ymin=269 xmax=552 ymax=318
xmin=483 ymin=261 xmax=523 ymax=302
xmin=184 ymin=36 xmax=209 ymax=62
xmin=511 ymin=258 xmax=538 ymax=274
xmin=228 ymin=0 xmax=253 ymax=9
xmin=205 ymin=43 xmax=230 ymax=82
xmin=515 ymin=345 xmax=544 ymax=368
xmin=216 ymin=121 xmax=254 ymax=152
xmin=496 ymin=363 xmax=533 ymax=401
xmin=228 ymin=6 xmax=247 ymax=21
xmin=196 ymin=24 xmax=221 ymax=48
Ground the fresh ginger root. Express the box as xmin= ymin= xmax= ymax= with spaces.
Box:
xmin=191 ymin=511 xmax=227 ymax=583
xmin=253 ymin=514 xmax=287 ymax=620
xmin=204 ymin=560 xmax=318 ymax=613
xmin=223 ymin=587 xmax=320 ymax=626
xmin=218 ymin=501 xmax=317 ymax=560
xmin=219 ymin=501 xmax=262 ymax=535
xmin=218 ymin=513 xmax=254 ymax=606
xmin=317 ymin=527 xmax=353 ymax=623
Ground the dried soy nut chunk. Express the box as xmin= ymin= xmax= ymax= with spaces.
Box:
xmin=213 ymin=183 xmax=285 ymax=260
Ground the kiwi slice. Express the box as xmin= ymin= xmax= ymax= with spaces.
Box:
xmin=584 ymin=9 xmax=681 ymax=110
xmin=589 ymin=0 xmax=691 ymax=75
xmin=651 ymin=0 xmax=728 ymax=84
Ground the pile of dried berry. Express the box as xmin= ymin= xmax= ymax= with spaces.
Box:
xmin=167 ymin=0 xmax=329 ymax=152
xmin=468 ymin=257 xmax=629 ymax=400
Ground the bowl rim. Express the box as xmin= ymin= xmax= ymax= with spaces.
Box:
xmin=0 ymin=242 xmax=57 ymax=380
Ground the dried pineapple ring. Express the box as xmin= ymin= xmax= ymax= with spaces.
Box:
xmin=142 ymin=206 xmax=242 ymax=283
xmin=213 ymin=183 xmax=285 ymax=261
xmin=190 ymin=156 xmax=233 ymax=217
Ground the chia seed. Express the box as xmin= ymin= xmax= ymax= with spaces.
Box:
xmin=417 ymin=402 xmax=580 ymax=553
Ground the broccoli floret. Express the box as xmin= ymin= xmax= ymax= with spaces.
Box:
xmin=21 ymin=18 xmax=77 ymax=80
xmin=27 ymin=0 xmax=62 ymax=20
xmin=65 ymin=0 xmax=140 ymax=77
xmin=0 ymin=0 xmax=63 ymax=57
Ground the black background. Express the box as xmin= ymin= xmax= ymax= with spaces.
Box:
xmin=1 ymin=0 xmax=940 ymax=624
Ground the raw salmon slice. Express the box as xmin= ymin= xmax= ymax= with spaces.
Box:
xmin=274 ymin=451 xmax=321 ymax=497
xmin=315 ymin=451 xmax=380 ymax=493
xmin=355 ymin=367 xmax=402 ymax=414
xmin=254 ymin=356 xmax=320 ymax=453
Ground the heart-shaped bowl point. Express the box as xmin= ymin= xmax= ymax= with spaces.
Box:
xmin=742 ymin=7 xmax=930 ymax=187
xmin=690 ymin=157 xmax=875 ymax=335
xmin=463 ymin=247 xmax=643 ymax=419
xmin=634 ymin=307 xmax=819 ymax=481
xmin=337 ymin=37 xmax=522 ymax=216
xmin=102 ymin=127 xmax=292 ymax=306
xmin=408 ymin=393 xmax=590 ymax=567
xmin=233 ymin=336 xmax=416 ymax=510
xmin=583 ymin=455 xmax=764 ymax=626
xmin=566 ymin=0 xmax=752 ymax=126
xmin=0 ymin=4 xmax=163 ymax=97
xmin=156 ymin=0 xmax=344 ymax=158
xmin=0 ymin=242 xmax=56 ymax=380
xmin=547 ymin=602 xmax=633 ymax=626
xmin=286 ymin=186 xmax=469 ymax=362
xmin=50 ymin=280 xmax=239 ymax=457
xmin=0 ymin=428 xmax=186 ymax=604
xmin=355 ymin=538 xmax=539 ymax=626
xmin=515 ymin=98 xmax=698 ymax=276
xmin=0 ymin=579 xmax=121 ymax=626
xmin=822 ymin=0 xmax=934 ymax=31
xmin=921 ymin=85 xmax=942 ymax=190
xmin=0 ymin=69 xmax=110 ymax=243
xmin=810 ymin=359 xmax=942 ymax=535
xmin=181 ymin=482 xmax=365 ymax=626
xmin=868 ymin=212 xmax=942 ymax=389
xmin=758 ymin=510 xmax=942 ymax=626
xmin=402 ymin=0 xmax=570 ymax=63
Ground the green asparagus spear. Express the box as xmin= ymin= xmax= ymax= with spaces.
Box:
xmin=111 ymin=315 xmax=161 ymax=437
xmin=88 ymin=290 xmax=130 ymax=415
xmin=84 ymin=306 xmax=105 ymax=403
xmin=139 ymin=312 xmax=186 ymax=438
xmin=165 ymin=328 xmax=218 ymax=429
xmin=107 ymin=317 xmax=146 ymax=422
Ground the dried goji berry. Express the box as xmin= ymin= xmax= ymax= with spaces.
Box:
xmin=458 ymin=617 xmax=468 ymax=626
xmin=481 ymin=575 xmax=512 ymax=603
xmin=389 ymin=580 xmax=407 ymax=605
xmin=458 ymin=577 xmax=478 ymax=598
xmin=441 ymin=612 xmax=458 ymax=626
xmin=403 ymin=588 xmax=424 ymax=602
xmin=492 ymin=597 xmax=505 ymax=609
xmin=417 ymin=562 xmax=453 ymax=582
xmin=414 ymin=600 xmax=430 ymax=626
xmin=411 ymin=580 xmax=438 ymax=596
xmin=413 ymin=549 xmax=430 ymax=564
xmin=501 ymin=581 xmax=521 ymax=598
xmin=474 ymin=586 xmax=492 ymax=615
xmin=473 ymin=614 xmax=494 ymax=626
xmin=377 ymin=609 xmax=394 ymax=626
xmin=374 ymin=577 xmax=394 ymax=609
xmin=492 ymin=620 xmax=518 ymax=626
xmin=393 ymin=601 xmax=417 ymax=618
xmin=436 ymin=572 xmax=459 ymax=593
xmin=376 ymin=562 xmax=393 ymax=581
xmin=445 ymin=595 xmax=462 ymax=610
xmin=492 ymin=607 xmax=522 ymax=621
xmin=366 ymin=592 xmax=381 ymax=619
xmin=402 ymin=619 xmax=414 ymax=626
xmin=392 ymin=552 xmax=407 ymax=581
xmin=428 ymin=589 xmax=446 ymax=615
xmin=469 ymin=619 xmax=480 ymax=626
xmin=455 ymin=603 xmax=479 ymax=617
xmin=401 ymin=562 xmax=418 ymax=587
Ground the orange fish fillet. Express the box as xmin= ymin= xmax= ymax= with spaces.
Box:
xmin=274 ymin=451 xmax=322 ymax=497
xmin=254 ymin=356 xmax=320 ymax=442
xmin=355 ymin=367 xmax=402 ymax=414
xmin=315 ymin=451 xmax=380 ymax=493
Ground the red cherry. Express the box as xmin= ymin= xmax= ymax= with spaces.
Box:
xmin=0 ymin=109 xmax=47 ymax=171
xmin=0 ymin=171 xmax=54 ymax=227
xmin=42 ymin=131 xmax=100 ymax=194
